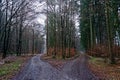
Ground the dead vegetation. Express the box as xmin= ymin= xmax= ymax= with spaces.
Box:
xmin=88 ymin=55 xmax=120 ymax=79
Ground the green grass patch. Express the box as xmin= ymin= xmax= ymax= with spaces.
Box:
xmin=89 ymin=56 xmax=107 ymax=66
xmin=0 ymin=60 xmax=22 ymax=77
xmin=0 ymin=56 xmax=31 ymax=80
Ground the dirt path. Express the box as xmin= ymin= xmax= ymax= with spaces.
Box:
xmin=63 ymin=55 xmax=99 ymax=80
xmin=12 ymin=54 xmax=99 ymax=80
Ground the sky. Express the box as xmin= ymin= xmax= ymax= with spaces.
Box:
xmin=32 ymin=0 xmax=80 ymax=37
xmin=30 ymin=0 xmax=47 ymax=38
xmin=32 ymin=1 xmax=47 ymax=26
xmin=37 ymin=14 xmax=46 ymax=26
xmin=32 ymin=1 xmax=47 ymax=53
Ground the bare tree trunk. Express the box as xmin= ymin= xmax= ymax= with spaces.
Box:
xmin=89 ymin=2 xmax=94 ymax=49
xmin=2 ymin=0 xmax=8 ymax=59
xmin=46 ymin=0 xmax=49 ymax=55
xmin=17 ymin=12 xmax=23 ymax=56
xmin=32 ymin=29 xmax=35 ymax=54
xmin=105 ymin=0 xmax=115 ymax=64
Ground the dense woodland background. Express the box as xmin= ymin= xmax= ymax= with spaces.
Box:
xmin=0 ymin=0 xmax=44 ymax=59
xmin=0 ymin=0 xmax=120 ymax=64
xmin=45 ymin=0 xmax=120 ymax=64
xmin=80 ymin=0 xmax=120 ymax=64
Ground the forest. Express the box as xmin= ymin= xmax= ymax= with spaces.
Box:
xmin=45 ymin=0 xmax=120 ymax=64
xmin=0 ymin=0 xmax=120 ymax=80
xmin=0 ymin=0 xmax=44 ymax=59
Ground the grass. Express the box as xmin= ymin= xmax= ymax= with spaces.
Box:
xmin=89 ymin=56 xmax=108 ymax=67
xmin=0 ymin=60 xmax=22 ymax=76
xmin=0 ymin=55 xmax=32 ymax=80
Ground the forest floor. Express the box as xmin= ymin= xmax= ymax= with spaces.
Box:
xmin=88 ymin=56 xmax=120 ymax=80
xmin=1 ymin=54 xmax=120 ymax=80
xmin=0 ymin=55 xmax=33 ymax=80
xmin=12 ymin=54 xmax=98 ymax=80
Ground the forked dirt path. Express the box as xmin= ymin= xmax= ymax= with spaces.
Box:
xmin=12 ymin=54 xmax=99 ymax=80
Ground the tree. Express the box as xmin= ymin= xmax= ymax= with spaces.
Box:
xmin=0 ymin=0 xmax=45 ymax=58
xmin=46 ymin=0 xmax=77 ymax=59
xmin=80 ymin=0 xmax=120 ymax=64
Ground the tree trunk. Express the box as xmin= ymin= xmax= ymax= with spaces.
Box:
xmin=105 ymin=0 xmax=115 ymax=64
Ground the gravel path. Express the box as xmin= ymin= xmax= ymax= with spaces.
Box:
xmin=63 ymin=55 xmax=98 ymax=80
xmin=12 ymin=54 xmax=99 ymax=80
